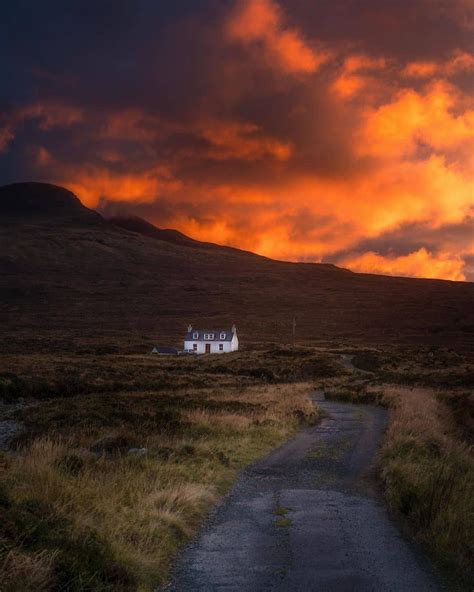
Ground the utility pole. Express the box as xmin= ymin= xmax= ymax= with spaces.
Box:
xmin=292 ymin=317 xmax=296 ymax=347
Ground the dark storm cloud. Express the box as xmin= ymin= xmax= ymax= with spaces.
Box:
xmin=0 ymin=0 xmax=470 ymax=183
xmin=329 ymin=218 xmax=474 ymax=259
xmin=0 ymin=0 xmax=472 ymax=280
xmin=287 ymin=0 xmax=474 ymax=60
xmin=326 ymin=217 xmax=474 ymax=280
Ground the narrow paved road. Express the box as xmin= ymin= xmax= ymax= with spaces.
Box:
xmin=165 ymin=392 xmax=443 ymax=592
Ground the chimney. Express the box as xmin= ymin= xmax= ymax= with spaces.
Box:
xmin=232 ymin=324 xmax=237 ymax=333
xmin=187 ymin=324 xmax=192 ymax=332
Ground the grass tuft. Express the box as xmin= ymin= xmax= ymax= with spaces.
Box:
xmin=275 ymin=517 xmax=292 ymax=528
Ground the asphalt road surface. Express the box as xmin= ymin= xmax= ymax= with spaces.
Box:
xmin=165 ymin=391 xmax=444 ymax=592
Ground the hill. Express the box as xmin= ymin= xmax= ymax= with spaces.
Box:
xmin=0 ymin=182 xmax=103 ymax=225
xmin=1 ymin=182 xmax=473 ymax=353
xmin=109 ymin=215 xmax=254 ymax=255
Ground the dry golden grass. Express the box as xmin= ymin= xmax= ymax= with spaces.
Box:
xmin=0 ymin=382 xmax=317 ymax=591
xmin=183 ymin=409 xmax=254 ymax=430
xmin=2 ymin=345 xmax=471 ymax=590
xmin=381 ymin=386 xmax=446 ymax=442
xmin=0 ymin=549 xmax=56 ymax=592
xmin=379 ymin=385 xmax=474 ymax=586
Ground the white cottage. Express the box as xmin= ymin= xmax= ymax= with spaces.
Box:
xmin=184 ymin=324 xmax=239 ymax=354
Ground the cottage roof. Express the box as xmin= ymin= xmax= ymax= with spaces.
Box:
xmin=185 ymin=329 xmax=235 ymax=342
xmin=151 ymin=346 xmax=178 ymax=354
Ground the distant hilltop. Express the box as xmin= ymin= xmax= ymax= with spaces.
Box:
xmin=0 ymin=182 xmax=103 ymax=225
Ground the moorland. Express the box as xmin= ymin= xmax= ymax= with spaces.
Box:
xmin=0 ymin=182 xmax=473 ymax=591
xmin=0 ymin=346 xmax=473 ymax=590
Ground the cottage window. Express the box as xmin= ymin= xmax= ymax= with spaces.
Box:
xmin=220 ymin=332 xmax=226 ymax=339
xmin=204 ymin=333 xmax=214 ymax=340
xmin=193 ymin=343 xmax=198 ymax=351
xmin=219 ymin=344 xmax=224 ymax=351
xmin=193 ymin=332 xmax=199 ymax=339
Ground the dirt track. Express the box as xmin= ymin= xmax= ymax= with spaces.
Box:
xmin=165 ymin=391 xmax=443 ymax=592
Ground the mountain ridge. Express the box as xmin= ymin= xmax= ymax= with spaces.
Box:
xmin=108 ymin=214 xmax=265 ymax=258
xmin=0 ymin=182 xmax=342 ymax=270
xmin=1 ymin=182 xmax=473 ymax=353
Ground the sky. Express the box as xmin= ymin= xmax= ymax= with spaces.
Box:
xmin=1 ymin=0 xmax=473 ymax=281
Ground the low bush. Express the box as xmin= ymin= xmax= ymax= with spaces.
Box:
xmin=380 ymin=386 xmax=474 ymax=588
xmin=441 ymin=391 xmax=474 ymax=444
xmin=351 ymin=352 xmax=382 ymax=372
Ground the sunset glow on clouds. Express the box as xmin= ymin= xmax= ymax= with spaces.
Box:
xmin=0 ymin=0 xmax=473 ymax=280
xmin=339 ymin=248 xmax=466 ymax=282
xmin=226 ymin=0 xmax=330 ymax=74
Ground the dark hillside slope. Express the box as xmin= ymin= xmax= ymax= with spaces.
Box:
xmin=0 ymin=182 xmax=103 ymax=225
xmin=1 ymin=183 xmax=473 ymax=353
xmin=109 ymin=215 xmax=252 ymax=255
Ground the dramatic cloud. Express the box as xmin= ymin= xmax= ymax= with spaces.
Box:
xmin=331 ymin=55 xmax=388 ymax=100
xmin=339 ymin=248 xmax=466 ymax=281
xmin=226 ymin=0 xmax=330 ymax=75
xmin=0 ymin=0 xmax=473 ymax=281
xmin=402 ymin=50 xmax=474 ymax=79
xmin=359 ymin=81 xmax=474 ymax=158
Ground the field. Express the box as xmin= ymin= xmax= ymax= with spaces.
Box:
xmin=0 ymin=349 xmax=337 ymax=591
xmin=0 ymin=345 xmax=473 ymax=590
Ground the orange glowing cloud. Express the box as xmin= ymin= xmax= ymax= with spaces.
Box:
xmin=196 ymin=119 xmax=292 ymax=161
xmin=332 ymin=55 xmax=387 ymax=99
xmin=401 ymin=61 xmax=438 ymax=79
xmin=100 ymin=109 xmax=160 ymax=142
xmin=96 ymin=109 xmax=293 ymax=163
xmin=226 ymin=0 xmax=330 ymax=74
xmin=65 ymin=168 xmax=182 ymax=208
xmin=359 ymin=81 xmax=474 ymax=158
xmin=101 ymin=112 xmax=293 ymax=163
xmin=402 ymin=50 xmax=474 ymax=78
xmin=152 ymin=145 xmax=472 ymax=268
xmin=339 ymin=248 xmax=466 ymax=281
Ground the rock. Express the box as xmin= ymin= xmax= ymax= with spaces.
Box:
xmin=127 ymin=447 xmax=148 ymax=457
xmin=0 ymin=420 xmax=21 ymax=452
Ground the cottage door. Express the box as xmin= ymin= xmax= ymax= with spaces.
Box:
xmin=205 ymin=343 xmax=211 ymax=354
